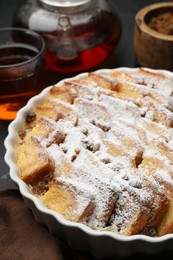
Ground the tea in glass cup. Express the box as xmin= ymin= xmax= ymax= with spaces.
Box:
xmin=0 ymin=27 xmax=47 ymax=120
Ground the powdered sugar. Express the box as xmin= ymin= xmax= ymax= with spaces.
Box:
xmin=18 ymin=68 xmax=173 ymax=236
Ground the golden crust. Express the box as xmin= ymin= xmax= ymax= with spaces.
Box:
xmin=40 ymin=180 xmax=94 ymax=222
xmin=16 ymin=136 xmax=54 ymax=183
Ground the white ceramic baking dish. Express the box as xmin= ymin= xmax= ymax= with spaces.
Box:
xmin=4 ymin=67 xmax=173 ymax=258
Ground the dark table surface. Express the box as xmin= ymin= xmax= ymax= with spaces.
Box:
xmin=1 ymin=1 xmax=172 ymax=259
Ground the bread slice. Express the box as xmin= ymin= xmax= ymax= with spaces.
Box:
xmin=40 ymin=179 xmax=94 ymax=222
xmin=16 ymin=136 xmax=54 ymax=183
xmin=139 ymin=149 xmax=173 ymax=235
xmin=157 ymin=200 xmax=173 ymax=236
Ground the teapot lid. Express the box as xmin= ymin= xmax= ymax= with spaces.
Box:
xmin=39 ymin=0 xmax=91 ymax=12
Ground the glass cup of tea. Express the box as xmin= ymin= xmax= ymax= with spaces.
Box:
xmin=0 ymin=27 xmax=47 ymax=120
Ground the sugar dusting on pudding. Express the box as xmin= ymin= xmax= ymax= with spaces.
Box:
xmin=16 ymin=68 xmax=173 ymax=236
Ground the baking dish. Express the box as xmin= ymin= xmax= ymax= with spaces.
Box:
xmin=4 ymin=67 xmax=173 ymax=258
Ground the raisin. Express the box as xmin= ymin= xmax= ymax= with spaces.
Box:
xmin=81 ymin=127 xmax=88 ymax=135
xmin=26 ymin=112 xmax=36 ymax=123
xmin=91 ymin=119 xmax=110 ymax=132
xmin=18 ymin=129 xmax=26 ymax=140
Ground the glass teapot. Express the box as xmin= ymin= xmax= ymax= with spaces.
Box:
xmin=13 ymin=0 xmax=121 ymax=79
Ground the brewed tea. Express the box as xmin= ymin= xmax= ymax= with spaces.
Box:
xmin=0 ymin=28 xmax=46 ymax=120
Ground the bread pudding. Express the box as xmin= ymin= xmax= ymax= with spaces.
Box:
xmin=15 ymin=68 xmax=173 ymax=237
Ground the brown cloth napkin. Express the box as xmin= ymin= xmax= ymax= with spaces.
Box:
xmin=0 ymin=189 xmax=94 ymax=260
xmin=1 ymin=189 xmax=173 ymax=260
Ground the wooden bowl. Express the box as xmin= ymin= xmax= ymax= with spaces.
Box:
xmin=134 ymin=2 xmax=173 ymax=71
